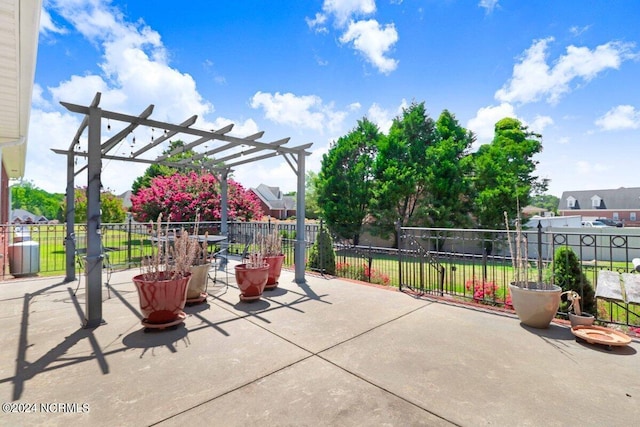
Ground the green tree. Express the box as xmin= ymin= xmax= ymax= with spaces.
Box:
xmin=316 ymin=118 xmax=381 ymax=244
xmin=304 ymin=171 xmax=321 ymax=220
xmin=423 ymin=110 xmax=475 ymax=228
xmin=101 ymin=191 xmax=127 ymax=223
xmin=65 ymin=187 xmax=126 ymax=223
xmin=371 ymin=102 xmax=437 ymax=245
xmin=471 ymin=117 xmax=548 ymax=230
xmin=530 ymin=194 xmax=560 ymax=215
xmin=10 ymin=181 xmax=64 ymax=221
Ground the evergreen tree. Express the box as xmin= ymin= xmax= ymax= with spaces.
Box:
xmin=316 ymin=118 xmax=381 ymax=244
xmin=308 ymin=224 xmax=336 ymax=275
xmin=553 ymin=246 xmax=596 ymax=314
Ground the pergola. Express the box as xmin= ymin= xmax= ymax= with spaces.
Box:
xmin=53 ymin=92 xmax=312 ymax=328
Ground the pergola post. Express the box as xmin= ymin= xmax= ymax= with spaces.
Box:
xmin=84 ymin=106 xmax=103 ymax=327
xmin=220 ymin=168 xmax=229 ymax=236
xmin=294 ymin=149 xmax=306 ymax=283
xmin=219 ymin=168 xmax=229 ymax=257
xmin=64 ymin=151 xmax=76 ymax=282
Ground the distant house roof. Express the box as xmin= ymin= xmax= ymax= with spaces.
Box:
xmin=522 ymin=205 xmax=547 ymax=215
xmin=11 ymin=208 xmax=47 ymax=223
xmin=559 ymin=187 xmax=640 ymax=210
xmin=251 ymin=184 xmax=296 ymax=211
xmin=118 ymin=190 xmax=132 ymax=208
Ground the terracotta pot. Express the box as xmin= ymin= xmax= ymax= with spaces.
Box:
xmin=234 ymin=264 xmax=269 ymax=301
xmin=509 ymin=282 xmax=562 ymax=329
xmin=187 ymin=264 xmax=210 ymax=300
xmin=264 ymin=254 xmax=285 ymax=289
xmin=569 ymin=312 xmax=595 ymax=328
xmin=133 ymin=272 xmax=191 ymax=325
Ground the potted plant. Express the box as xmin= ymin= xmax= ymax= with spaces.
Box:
xmin=133 ymin=214 xmax=199 ymax=329
xmin=258 ymin=229 xmax=285 ymax=290
xmin=186 ymin=232 xmax=211 ymax=304
xmin=505 ymin=212 xmax=562 ymax=329
xmin=234 ymin=246 xmax=269 ymax=302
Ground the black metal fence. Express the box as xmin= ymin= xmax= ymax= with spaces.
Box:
xmin=398 ymin=226 xmax=640 ymax=328
xmin=3 ymin=221 xmax=639 ymax=328
xmin=0 ymin=221 xmax=321 ymax=279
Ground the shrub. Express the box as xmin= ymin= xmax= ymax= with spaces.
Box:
xmin=336 ymin=262 xmax=390 ymax=286
xmin=553 ymin=246 xmax=596 ymax=314
xmin=308 ymin=225 xmax=336 ymax=275
xmin=466 ymin=277 xmax=512 ymax=308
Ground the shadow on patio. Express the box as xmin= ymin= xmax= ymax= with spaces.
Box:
xmin=0 ymin=266 xmax=638 ymax=426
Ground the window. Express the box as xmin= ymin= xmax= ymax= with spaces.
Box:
xmin=591 ymin=195 xmax=601 ymax=208
xmin=631 ymin=212 xmax=636 ymax=221
xmin=567 ymin=197 xmax=576 ymax=209
xmin=613 ymin=212 xmax=620 ymax=220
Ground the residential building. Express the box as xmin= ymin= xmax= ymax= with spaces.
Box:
xmin=558 ymin=187 xmax=640 ymax=227
xmin=10 ymin=209 xmax=48 ymax=224
xmin=250 ymin=184 xmax=296 ymax=219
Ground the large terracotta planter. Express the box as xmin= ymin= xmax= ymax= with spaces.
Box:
xmin=133 ymin=272 xmax=191 ymax=327
xmin=264 ymin=254 xmax=285 ymax=290
xmin=187 ymin=264 xmax=210 ymax=302
xmin=509 ymin=282 xmax=562 ymax=329
xmin=234 ymin=264 xmax=269 ymax=301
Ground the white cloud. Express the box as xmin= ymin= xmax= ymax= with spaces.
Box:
xmin=467 ymin=103 xmax=518 ymax=143
xmin=340 ymin=19 xmax=399 ymax=74
xmin=309 ymin=1 xmax=399 ymax=75
xmin=366 ymin=100 xmax=407 ymax=134
xmin=495 ymin=37 xmax=636 ymax=105
xmin=39 ymin=8 xmax=67 ymax=34
xmin=306 ymin=12 xmax=328 ymax=33
xmin=595 ymin=105 xmax=640 ymax=130
xmin=250 ymin=92 xmax=347 ymax=133
xmin=47 ymin=0 xmax=212 ymax=122
xmin=323 ymin=0 xmax=376 ymax=27
xmin=529 ymin=115 xmax=554 ymax=134
xmin=569 ymin=25 xmax=591 ymax=37
xmin=478 ymin=0 xmax=499 ymax=14
xmin=557 ymin=136 xmax=570 ymax=145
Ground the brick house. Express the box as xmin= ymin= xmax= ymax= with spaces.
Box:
xmin=250 ymin=184 xmax=296 ymax=219
xmin=558 ymin=187 xmax=640 ymax=227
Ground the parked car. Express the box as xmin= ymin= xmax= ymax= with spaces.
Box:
xmin=596 ymin=218 xmax=623 ymax=227
xmin=581 ymin=220 xmax=608 ymax=228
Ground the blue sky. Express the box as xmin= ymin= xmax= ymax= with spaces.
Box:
xmin=26 ymin=0 xmax=640 ymax=199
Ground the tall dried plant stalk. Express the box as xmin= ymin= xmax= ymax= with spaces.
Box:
xmin=257 ymin=228 xmax=283 ymax=256
xmin=505 ymin=211 xmax=530 ymax=287
xmin=141 ymin=213 xmax=199 ymax=281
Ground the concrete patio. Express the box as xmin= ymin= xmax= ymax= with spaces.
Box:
xmin=0 ymin=264 xmax=638 ymax=426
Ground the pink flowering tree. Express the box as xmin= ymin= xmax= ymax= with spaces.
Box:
xmin=130 ymin=171 xmax=263 ymax=222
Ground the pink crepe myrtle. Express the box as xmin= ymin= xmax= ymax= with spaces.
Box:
xmin=130 ymin=171 xmax=263 ymax=222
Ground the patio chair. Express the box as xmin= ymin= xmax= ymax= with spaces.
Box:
xmin=209 ymin=246 xmax=229 ymax=286
xmin=72 ymin=234 xmax=113 ymax=298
